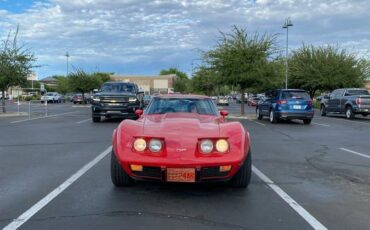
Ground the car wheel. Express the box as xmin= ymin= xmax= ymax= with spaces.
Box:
xmin=303 ymin=119 xmax=312 ymax=125
xmin=111 ymin=151 xmax=133 ymax=187
xmin=269 ymin=109 xmax=277 ymax=123
xmin=92 ymin=115 xmax=101 ymax=123
xmin=231 ymin=149 xmax=251 ymax=188
xmin=345 ymin=106 xmax=355 ymax=119
xmin=256 ymin=108 xmax=263 ymax=120
xmin=73 ymin=101 xmax=76 ymax=104
xmin=320 ymin=105 xmax=326 ymax=116
xmin=362 ymin=113 xmax=368 ymax=117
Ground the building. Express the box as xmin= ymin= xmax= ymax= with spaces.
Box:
xmin=110 ymin=74 xmax=176 ymax=94
xmin=39 ymin=76 xmax=57 ymax=88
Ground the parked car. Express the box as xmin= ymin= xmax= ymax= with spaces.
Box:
xmin=110 ymin=94 xmax=252 ymax=188
xmin=320 ymin=88 xmax=370 ymax=119
xmin=256 ymin=89 xmax=314 ymax=124
xmin=72 ymin=93 xmax=90 ymax=104
xmin=41 ymin=92 xmax=63 ymax=103
xmin=217 ymin=96 xmax=229 ymax=106
xmin=91 ymin=82 xmax=144 ymax=122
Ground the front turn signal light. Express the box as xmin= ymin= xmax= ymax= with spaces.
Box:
xmin=220 ymin=165 xmax=232 ymax=172
xmin=130 ymin=164 xmax=143 ymax=172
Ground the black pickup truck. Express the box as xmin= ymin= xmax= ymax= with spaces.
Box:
xmin=320 ymin=88 xmax=370 ymax=119
xmin=91 ymin=82 xmax=144 ymax=122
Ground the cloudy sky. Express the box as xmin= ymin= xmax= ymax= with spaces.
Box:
xmin=0 ymin=0 xmax=369 ymax=79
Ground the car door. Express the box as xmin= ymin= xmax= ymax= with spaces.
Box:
xmin=327 ymin=90 xmax=339 ymax=112
xmin=259 ymin=90 xmax=275 ymax=115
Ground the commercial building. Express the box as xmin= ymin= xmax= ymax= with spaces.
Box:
xmin=110 ymin=74 xmax=176 ymax=94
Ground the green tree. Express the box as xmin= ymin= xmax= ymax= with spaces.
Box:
xmin=160 ymin=67 xmax=190 ymax=93
xmin=204 ymin=26 xmax=278 ymax=114
xmin=191 ymin=66 xmax=217 ymax=96
xmin=68 ymin=69 xmax=101 ymax=103
xmin=0 ymin=27 xmax=37 ymax=113
xmin=55 ymin=76 xmax=70 ymax=94
xmin=289 ymin=44 xmax=369 ymax=98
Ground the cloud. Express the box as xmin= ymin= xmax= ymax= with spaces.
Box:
xmin=0 ymin=0 xmax=369 ymax=78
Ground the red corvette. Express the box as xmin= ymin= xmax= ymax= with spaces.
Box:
xmin=111 ymin=94 xmax=252 ymax=188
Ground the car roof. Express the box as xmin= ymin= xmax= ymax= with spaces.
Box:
xmin=153 ymin=94 xmax=210 ymax=99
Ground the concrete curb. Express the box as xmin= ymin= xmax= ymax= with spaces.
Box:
xmin=0 ymin=112 xmax=28 ymax=117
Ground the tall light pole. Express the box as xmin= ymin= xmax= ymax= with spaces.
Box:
xmin=282 ymin=17 xmax=293 ymax=89
xmin=65 ymin=52 xmax=70 ymax=76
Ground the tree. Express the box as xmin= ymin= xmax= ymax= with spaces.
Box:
xmin=204 ymin=26 xmax=278 ymax=114
xmin=289 ymin=44 xmax=369 ymax=98
xmin=159 ymin=67 xmax=190 ymax=93
xmin=55 ymin=76 xmax=70 ymax=94
xmin=191 ymin=66 xmax=218 ymax=96
xmin=0 ymin=27 xmax=37 ymax=113
xmin=68 ymin=69 xmax=101 ymax=103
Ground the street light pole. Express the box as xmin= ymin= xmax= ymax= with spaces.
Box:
xmin=282 ymin=17 xmax=293 ymax=89
xmin=65 ymin=52 xmax=70 ymax=76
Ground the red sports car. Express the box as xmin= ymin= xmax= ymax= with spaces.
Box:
xmin=111 ymin=94 xmax=252 ymax=188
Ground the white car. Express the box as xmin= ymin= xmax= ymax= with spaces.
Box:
xmin=41 ymin=92 xmax=62 ymax=103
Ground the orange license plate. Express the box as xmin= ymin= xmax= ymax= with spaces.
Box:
xmin=166 ymin=168 xmax=196 ymax=183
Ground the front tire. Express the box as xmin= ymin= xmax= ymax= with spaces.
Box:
xmin=111 ymin=151 xmax=133 ymax=187
xmin=92 ymin=115 xmax=101 ymax=122
xmin=345 ymin=106 xmax=355 ymax=119
xmin=303 ymin=119 xmax=312 ymax=125
xmin=256 ymin=108 xmax=263 ymax=120
xmin=231 ymin=150 xmax=252 ymax=188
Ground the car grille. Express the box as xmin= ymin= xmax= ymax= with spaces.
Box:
xmin=100 ymin=96 xmax=129 ymax=103
xmin=132 ymin=166 xmax=162 ymax=179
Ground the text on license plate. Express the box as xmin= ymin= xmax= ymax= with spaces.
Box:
xmin=293 ymin=105 xmax=301 ymax=109
xmin=167 ymin=168 xmax=195 ymax=183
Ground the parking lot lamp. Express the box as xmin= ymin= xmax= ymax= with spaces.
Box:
xmin=65 ymin=52 xmax=70 ymax=76
xmin=282 ymin=17 xmax=293 ymax=89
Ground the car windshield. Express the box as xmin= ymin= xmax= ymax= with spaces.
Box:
xmin=281 ymin=91 xmax=310 ymax=100
xmin=101 ymin=83 xmax=136 ymax=93
xmin=346 ymin=90 xmax=369 ymax=96
xmin=146 ymin=98 xmax=218 ymax=115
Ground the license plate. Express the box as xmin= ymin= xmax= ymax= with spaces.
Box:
xmin=166 ymin=168 xmax=195 ymax=183
xmin=293 ymin=105 xmax=301 ymax=109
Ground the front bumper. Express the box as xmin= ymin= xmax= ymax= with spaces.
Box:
xmin=276 ymin=110 xmax=314 ymax=119
xmin=92 ymin=103 xmax=139 ymax=118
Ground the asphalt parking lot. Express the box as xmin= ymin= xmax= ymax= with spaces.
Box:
xmin=1 ymin=101 xmax=370 ymax=230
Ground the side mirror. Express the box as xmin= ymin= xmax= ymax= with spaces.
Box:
xmin=220 ymin=110 xmax=229 ymax=117
xmin=93 ymin=89 xmax=99 ymax=93
xmin=135 ymin=109 xmax=143 ymax=116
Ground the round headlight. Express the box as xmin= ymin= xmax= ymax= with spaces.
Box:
xmin=149 ymin=139 xmax=162 ymax=152
xmin=215 ymin=139 xmax=229 ymax=153
xmin=133 ymin=138 xmax=146 ymax=151
xmin=200 ymin=139 xmax=213 ymax=154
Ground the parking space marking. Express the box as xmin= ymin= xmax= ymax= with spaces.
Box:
xmin=252 ymin=165 xmax=327 ymax=230
xmin=248 ymin=119 xmax=266 ymax=126
xmin=76 ymin=118 xmax=91 ymax=124
xmin=3 ymin=146 xmax=112 ymax=230
xmin=339 ymin=148 xmax=370 ymax=159
xmin=312 ymin=122 xmax=330 ymax=127
xmin=10 ymin=112 xmax=78 ymax=124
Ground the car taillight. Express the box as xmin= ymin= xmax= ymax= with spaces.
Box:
xmin=307 ymin=100 xmax=313 ymax=106
xmin=277 ymin=100 xmax=287 ymax=105
xmin=356 ymin=98 xmax=362 ymax=105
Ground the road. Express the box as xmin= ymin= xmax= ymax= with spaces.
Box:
xmin=0 ymin=101 xmax=369 ymax=229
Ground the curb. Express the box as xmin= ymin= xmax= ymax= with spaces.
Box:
xmin=0 ymin=112 xmax=28 ymax=117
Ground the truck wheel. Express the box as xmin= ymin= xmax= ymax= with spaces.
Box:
xmin=92 ymin=115 xmax=101 ymax=122
xmin=256 ymin=108 xmax=263 ymax=120
xmin=269 ymin=109 xmax=278 ymax=123
xmin=231 ymin=150 xmax=251 ymax=188
xmin=111 ymin=151 xmax=133 ymax=187
xmin=345 ymin=106 xmax=355 ymax=119
xmin=362 ymin=113 xmax=368 ymax=117
xmin=320 ymin=105 xmax=327 ymax=116
xmin=303 ymin=119 xmax=312 ymax=125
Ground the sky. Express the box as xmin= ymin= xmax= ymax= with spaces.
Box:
xmin=0 ymin=0 xmax=369 ymax=80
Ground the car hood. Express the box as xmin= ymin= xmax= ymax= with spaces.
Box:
xmin=142 ymin=113 xmax=221 ymax=138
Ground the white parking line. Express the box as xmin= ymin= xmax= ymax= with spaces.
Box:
xmin=76 ymin=118 xmax=91 ymax=124
xmin=10 ymin=112 xmax=78 ymax=124
xmin=312 ymin=122 xmax=330 ymax=127
xmin=248 ymin=119 xmax=266 ymax=126
xmin=252 ymin=165 xmax=327 ymax=230
xmin=339 ymin=148 xmax=370 ymax=159
xmin=3 ymin=146 xmax=112 ymax=230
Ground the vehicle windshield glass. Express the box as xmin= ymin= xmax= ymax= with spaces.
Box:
xmin=146 ymin=98 xmax=218 ymax=115
xmin=281 ymin=91 xmax=310 ymax=100
xmin=101 ymin=83 xmax=136 ymax=93
xmin=346 ymin=90 xmax=369 ymax=96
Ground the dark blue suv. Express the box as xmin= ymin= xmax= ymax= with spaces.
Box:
xmin=256 ymin=89 xmax=314 ymax=124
